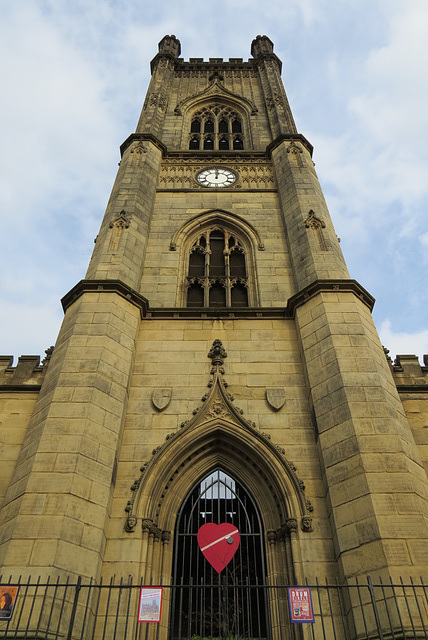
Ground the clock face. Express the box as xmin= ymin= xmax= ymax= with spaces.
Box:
xmin=197 ymin=167 xmax=237 ymax=188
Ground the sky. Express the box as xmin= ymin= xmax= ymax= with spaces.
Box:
xmin=1 ymin=0 xmax=427 ymax=365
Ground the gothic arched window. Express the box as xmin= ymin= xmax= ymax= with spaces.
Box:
xmin=188 ymin=105 xmax=244 ymax=151
xmin=186 ymin=227 xmax=249 ymax=308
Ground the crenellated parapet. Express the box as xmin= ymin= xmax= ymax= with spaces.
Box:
xmin=0 ymin=347 xmax=53 ymax=390
xmin=388 ymin=353 xmax=428 ymax=391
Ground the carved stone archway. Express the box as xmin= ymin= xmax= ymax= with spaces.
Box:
xmin=125 ymin=341 xmax=313 ymax=588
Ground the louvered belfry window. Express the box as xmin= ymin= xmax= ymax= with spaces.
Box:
xmin=186 ymin=228 xmax=249 ymax=308
xmin=188 ymin=105 xmax=244 ymax=151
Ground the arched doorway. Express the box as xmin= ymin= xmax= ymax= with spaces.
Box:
xmin=170 ymin=469 xmax=270 ymax=640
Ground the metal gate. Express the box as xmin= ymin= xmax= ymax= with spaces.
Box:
xmin=170 ymin=469 xmax=269 ymax=640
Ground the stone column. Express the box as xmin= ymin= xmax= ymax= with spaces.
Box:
xmin=0 ymin=291 xmax=142 ymax=582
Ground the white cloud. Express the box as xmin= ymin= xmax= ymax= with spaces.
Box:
xmin=379 ymin=320 xmax=428 ymax=363
xmin=0 ymin=1 xmax=427 ymax=359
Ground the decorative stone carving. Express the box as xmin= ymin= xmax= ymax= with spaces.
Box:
xmin=267 ymin=530 xmax=277 ymax=544
xmin=152 ymin=388 xmax=172 ymax=412
xmin=162 ymin=530 xmax=171 ymax=544
xmin=41 ymin=346 xmax=54 ymax=366
xmin=284 ymin=518 xmax=298 ymax=533
xmin=301 ymin=516 xmax=313 ymax=532
xmin=131 ymin=141 xmax=148 ymax=165
xmin=124 ymin=340 xmax=314 ymax=535
xmin=109 ymin=210 xmax=130 ymax=230
xmin=286 ymin=140 xmax=304 ymax=168
xmin=147 ymin=93 xmax=168 ymax=111
xmin=304 ymin=209 xmax=325 ymax=230
xmin=266 ymin=388 xmax=286 ymax=411
xmin=304 ymin=209 xmax=328 ymax=251
xmin=124 ymin=515 xmax=137 ymax=533
xmin=142 ymin=518 xmax=154 ymax=533
xmin=208 ymin=339 xmax=227 ymax=367
xmin=158 ymin=158 xmax=274 ymax=190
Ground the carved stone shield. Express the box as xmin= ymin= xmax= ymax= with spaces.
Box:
xmin=152 ymin=388 xmax=172 ymax=412
xmin=266 ymin=388 xmax=286 ymax=412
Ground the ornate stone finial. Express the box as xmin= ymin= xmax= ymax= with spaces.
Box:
xmin=208 ymin=339 xmax=227 ymax=368
xmin=109 ymin=210 xmax=130 ymax=229
xmin=251 ymin=35 xmax=274 ymax=58
xmin=209 ymin=71 xmax=224 ymax=82
xmin=158 ymin=35 xmax=181 ymax=57
xmin=304 ymin=209 xmax=325 ymax=230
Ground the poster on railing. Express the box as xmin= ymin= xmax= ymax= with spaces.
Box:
xmin=0 ymin=586 xmax=19 ymax=620
xmin=138 ymin=587 xmax=163 ymax=623
xmin=288 ymin=587 xmax=314 ymax=623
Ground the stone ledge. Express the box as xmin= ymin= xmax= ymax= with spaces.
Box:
xmin=145 ymin=307 xmax=287 ymax=319
xmin=286 ymin=279 xmax=375 ymax=316
xmin=61 ymin=280 xmax=149 ymax=318
xmin=120 ymin=133 xmax=167 ymax=158
xmin=0 ymin=384 xmax=41 ymax=393
xmin=267 ymin=133 xmax=314 ymax=157
xmin=396 ymin=385 xmax=428 ymax=394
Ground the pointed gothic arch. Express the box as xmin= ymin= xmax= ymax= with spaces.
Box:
xmin=125 ymin=341 xmax=313 ymax=589
xmin=175 ymin=79 xmax=257 ymax=150
xmin=170 ymin=468 xmax=270 ymax=640
xmin=171 ymin=210 xmax=264 ymax=307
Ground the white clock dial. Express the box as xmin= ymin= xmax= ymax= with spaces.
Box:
xmin=197 ymin=167 xmax=237 ymax=188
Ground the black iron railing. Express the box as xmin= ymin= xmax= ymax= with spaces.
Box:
xmin=0 ymin=576 xmax=427 ymax=640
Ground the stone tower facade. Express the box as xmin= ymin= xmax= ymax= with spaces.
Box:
xmin=1 ymin=35 xmax=427 ymax=598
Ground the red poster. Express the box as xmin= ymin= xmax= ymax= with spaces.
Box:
xmin=137 ymin=587 xmax=163 ymax=623
xmin=288 ymin=587 xmax=314 ymax=623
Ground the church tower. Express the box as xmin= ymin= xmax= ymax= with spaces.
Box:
xmin=0 ymin=35 xmax=427 ymax=637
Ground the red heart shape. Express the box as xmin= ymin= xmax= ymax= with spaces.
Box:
xmin=197 ymin=523 xmax=240 ymax=573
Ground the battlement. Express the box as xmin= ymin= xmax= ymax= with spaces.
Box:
xmin=151 ymin=34 xmax=282 ymax=74
xmin=389 ymin=354 xmax=428 ymax=389
xmin=0 ymin=347 xmax=53 ymax=389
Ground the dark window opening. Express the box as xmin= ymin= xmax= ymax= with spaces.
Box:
xmin=209 ymin=281 xmax=226 ymax=307
xmin=186 ymin=229 xmax=250 ymax=308
xmin=230 ymin=249 xmax=246 ymax=277
xmin=188 ymin=250 xmax=205 ymax=277
xmin=231 ymin=282 xmax=248 ymax=307
xmin=188 ymin=108 xmax=244 ymax=151
xmin=187 ymin=283 xmax=204 ymax=307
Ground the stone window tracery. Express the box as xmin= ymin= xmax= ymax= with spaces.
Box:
xmin=188 ymin=105 xmax=244 ymax=151
xmin=186 ymin=227 xmax=249 ymax=307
